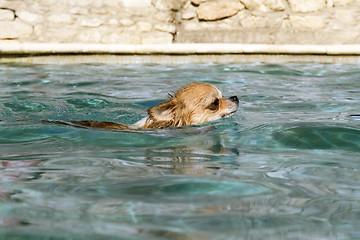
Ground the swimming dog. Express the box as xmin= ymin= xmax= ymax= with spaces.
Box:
xmin=67 ymin=82 xmax=239 ymax=130
xmin=68 ymin=82 xmax=239 ymax=129
xmin=1 ymin=82 xmax=238 ymax=130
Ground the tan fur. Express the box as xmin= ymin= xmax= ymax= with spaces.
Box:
xmin=132 ymin=82 xmax=239 ymax=129
xmin=9 ymin=82 xmax=238 ymax=130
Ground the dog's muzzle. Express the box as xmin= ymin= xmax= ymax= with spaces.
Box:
xmin=221 ymin=95 xmax=239 ymax=118
xmin=229 ymin=96 xmax=239 ymax=103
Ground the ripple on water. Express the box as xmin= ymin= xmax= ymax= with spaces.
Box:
xmin=66 ymin=98 xmax=117 ymax=109
xmin=0 ymin=124 xmax=52 ymax=144
xmin=273 ymin=125 xmax=360 ymax=151
xmin=1 ymin=63 xmax=360 ymax=239
xmin=4 ymin=102 xmax=48 ymax=112
xmin=33 ymin=177 xmax=273 ymax=203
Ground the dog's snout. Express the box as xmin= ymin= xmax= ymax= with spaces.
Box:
xmin=229 ymin=96 xmax=239 ymax=103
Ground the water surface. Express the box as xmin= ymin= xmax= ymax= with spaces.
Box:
xmin=0 ymin=63 xmax=360 ymax=239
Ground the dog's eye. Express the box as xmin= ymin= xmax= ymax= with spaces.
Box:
xmin=208 ymin=99 xmax=219 ymax=111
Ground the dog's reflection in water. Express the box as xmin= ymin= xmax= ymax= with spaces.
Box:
xmin=136 ymin=125 xmax=239 ymax=176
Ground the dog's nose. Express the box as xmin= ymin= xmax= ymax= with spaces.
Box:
xmin=229 ymin=96 xmax=239 ymax=103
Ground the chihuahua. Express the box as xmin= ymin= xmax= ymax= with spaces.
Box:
xmin=60 ymin=82 xmax=239 ymax=130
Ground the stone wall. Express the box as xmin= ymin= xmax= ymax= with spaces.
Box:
xmin=178 ymin=0 xmax=360 ymax=44
xmin=0 ymin=0 xmax=359 ymax=44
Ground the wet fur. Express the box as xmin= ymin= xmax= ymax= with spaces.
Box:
xmin=3 ymin=82 xmax=239 ymax=130
xmin=135 ymin=82 xmax=239 ymax=129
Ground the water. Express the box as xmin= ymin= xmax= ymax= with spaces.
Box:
xmin=0 ymin=62 xmax=360 ymax=239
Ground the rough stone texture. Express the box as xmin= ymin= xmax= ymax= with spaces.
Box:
xmin=333 ymin=0 xmax=355 ymax=6
xmin=0 ymin=20 xmax=33 ymax=39
xmin=141 ymin=32 xmax=173 ymax=44
xmin=152 ymin=0 xmax=187 ymax=11
xmin=191 ymin=0 xmax=210 ymax=6
xmin=121 ymin=0 xmax=151 ymax=7
xmin=137 ymin=22 xmax=153 ymax=32
xmin=119 ymin=19 xmax=134 ymax=27
xmin=334 ymin=9 xmax=355 ymax=26
xmin=48 ymin=13 xmax=74 ymax=24
xmin=289 ymin=15 xmax=326 ymax=29
xmin=0 ymin=9 xmax=15 ymax=21
xmin=182 ymin=4 xmax=197 ymax=20
xmin=155 ymin=23 xmax=176 ymax=34
xmin=241 ymin=0 xmax=285 ymax=12
xmin=196 ymin=0 xmax=245 ymax=21
xmin=288 ymin=0 xmax=326 ymax=13
xmin=78 ymin=29 xmax=102 ymax=42
xmin=80 ymin=17 xmax=103 ymax=27
xmin=17 ymin=10 xmax=44 ymax=23
xmin=0 ymin=0 xmax=360 ymax=44
xmin=241 ymin=15 xmax=269 ymax=28
xmin=177 ymin=0 xmax=360 ymax=44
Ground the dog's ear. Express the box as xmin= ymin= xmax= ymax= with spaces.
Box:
xmin=148 ymin=100 xmax=175 ymax=122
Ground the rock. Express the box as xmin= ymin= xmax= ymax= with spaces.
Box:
xmin=274 ymin=29 xmax=360 ymax=44
xmin=104 ymin=0 xmax=120 ymax=6
xmin=182 ymin=5 xmax=197 ymax=20
xmin=0 ymin=0 xmax=25 ymax=9
xmin=267 ymin=0 xmax=286 ymax=11
xmin=155 ymin=23 xmax=176 ymax=33
xmin=182 ymin=10 xmax=197 ymax=20
xmin=288 ymin=0 xmax=326 ymax=13
xmin=289 ymin=15 xmax=326 ymax=29
xmin=0 ymin=19 xmax=33 ymax=39
xmin=45 ymin=27 xmax=77 ymax=42
xmin=78 ymin=29 xmax=102 ymax=42
xmin=91 ymin=0 xmax=103 ymax=8
xmin=79 ymin=17 xmax=103 ymax=27
xmin=119 ymin=19 xmax=135 ymax=26
xmin=48 ymin=13 xmax=74 ymax=24
xmin=152 ymin=0 xmax=187 ymax=11
xmin=240 ymin=16 xmax=268 ymax=28
xmin=183 ymin=19 xmax=237 ymax=31
xmin=334 ymin=30 xmax=360 ymax=44
xmin=241 ymin=0 xmax=285 ymax=11
xmin=16 ymin=11 xmax=43 ymax=23
xmin=108 ymin=18 xmax=119 ymax=26
xmin=196 ymin=0 xmax=245 ymax=21
xmin=101 ymin=31 xmax=141 ymax=44
xmin=90 ymin=7 xmax=108 ymax=14
xmin=69 ymin=7 xmax=89 ymax=15
xmin=327 ymin=0 xmax=334 ymax=7
xmin=154 ymin=11 xmax=175 ymax=22
xmin=137 ymin=22 xmax=152 ymax=32
xmin=334 ymin=9 xmax=355 ymax=25
xmin=0 ymin=9 xmax=15 ymax=21
xmin=68 ymin=0 xmax=89 ymax=7
xmin=101 ymin=31 xmax=121 ymax=43
xmin=333 ymin=0 xmax=354 ymax=6
xmin=191 ymin=0 xmax=210 ymax=6
xmin=141 ymin=32 xmax=173 ymax=44
xmin=121 ymin=0 xmax=152 ymax=7
xmin=183 ymin=21 xmax=201 ymax=31
xmin=33 ymin=24 xmax=45 ymax=41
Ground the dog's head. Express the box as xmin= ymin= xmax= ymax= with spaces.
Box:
xmin=146 ymin=82 xmax=239 ymax=128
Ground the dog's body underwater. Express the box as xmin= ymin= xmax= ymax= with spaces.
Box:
xmin=5 ymin=82 xmax=239 ymax=130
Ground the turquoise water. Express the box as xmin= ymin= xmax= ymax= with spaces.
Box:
xmin=0 ymin=62 xmax=360 ymax=239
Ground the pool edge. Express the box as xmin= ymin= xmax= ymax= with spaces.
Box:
xmin=1 ymin=43 xmax=360 ymax=64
